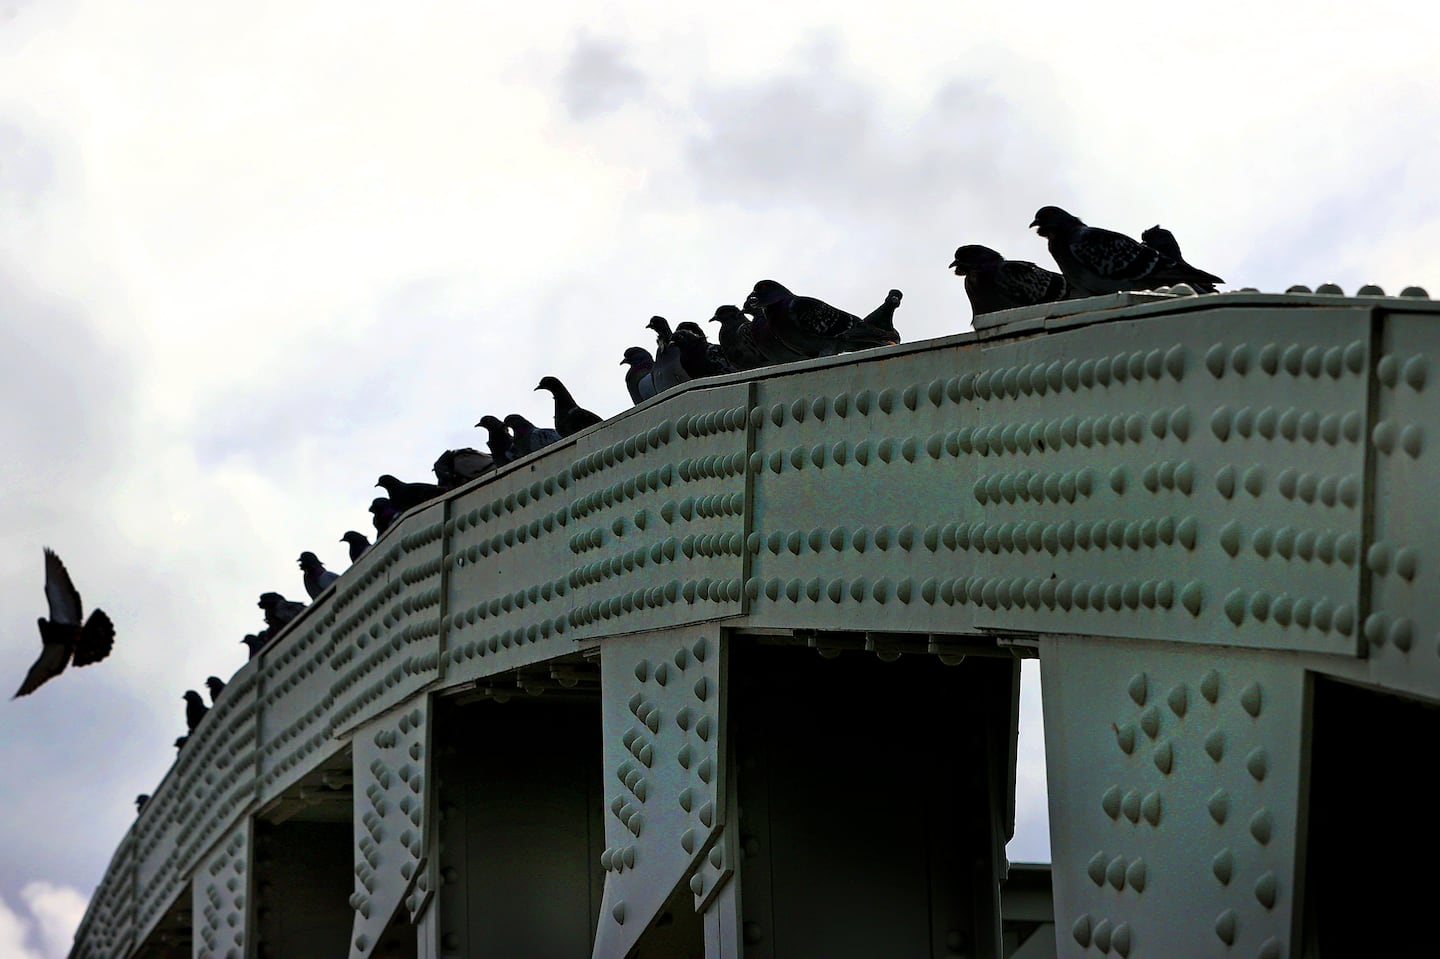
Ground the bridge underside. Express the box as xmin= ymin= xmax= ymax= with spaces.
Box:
xmin=76 ymin=290 xmax=1440 ymax=959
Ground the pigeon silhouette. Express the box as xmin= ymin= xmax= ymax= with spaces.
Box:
xmin=340 ymin=531 xmax=370 ymax=562
xmin=1141 ymin=225 xmax=1217 ymax=293
xmin=184 ymin=690 xmax=208 ymax=732
xmin=709 ymin=305 xmax=770 ymax=372
xmin=433 ymin=448 xmax=493 ymax=489
xmin=369 ymin=497 xmax=402 ymax=536
xmin=674 ymin=321 xmax=736 ymax=377
xmin=241 ymin=634 xmax=265 ymax=659
xmin=1031 ymin=207 xmax=1223 ymax=296
xmin=856 ymin=289 xmax=904 ymax=344
xmin=475 ymin=416 xmax=516 ymax=466
xmin=503 ymin=414 xmax=562 ymax=457
xmin=536 ymin=375 xmax=603 ymax=437
xmin=258 ymin=592 xmax=306 ymax=632
xmin=134 ymin=794 xmax=149 ymax=813
xmin=744 ymin=280 xmax=894 ymax=360
xmin=645 ymin=317 xmax=694 ymax=393
xmin=298 ymin=552 xmax=339 ymax=599
xmin=13 ymin=548 xmax=115 ymax=698
xmin=205 ymin=676 xmax=226 ymax=704
xmin=376 ymin=475 xmax=445 ymax=513
xmin=622 ymin=347 xmax=659 ymax=404
xmin=174 ymin=735 xmax=188 ymax=752
xmin=950 ymin=245 xmax=1069 ymax=315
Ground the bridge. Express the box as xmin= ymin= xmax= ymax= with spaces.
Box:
xmin=68 ymin=287 xmax=1440 ymax=958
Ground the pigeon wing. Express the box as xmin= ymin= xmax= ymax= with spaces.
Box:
xmin=1068 ymin=227 xmax=1161 ymax=282
xmin=43 ymin=549 xmax=83 ymax=626
xmin=999 ymin=261 xmax=1067 ymax=304
xmin=71 ymin=609 xmax=115 ymax=667
xmin=14 ymin=639 xmax=70 ymax=697
xmin=790 ymin=297 xmax=860 ymax=337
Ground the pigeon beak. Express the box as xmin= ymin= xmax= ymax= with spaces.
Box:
xmin=948 ymin=259 xmax=959 ymax=270
xmin=1028 ymin=218 xmax=1040 ymax=229
xmin=533 ymin=384 xmax=542 ymax=391
xmin=619 ymin=357 xmax=627 ymax=365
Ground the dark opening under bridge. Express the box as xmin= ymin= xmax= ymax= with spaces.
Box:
xmin=70 ymin=288 xmax=1440 ymax=958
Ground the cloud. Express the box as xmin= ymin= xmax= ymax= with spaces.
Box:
xmin=559 ymin=35 xmax=648 ymax=121
xmin=0 ymin=882 xmax=87 ymax=959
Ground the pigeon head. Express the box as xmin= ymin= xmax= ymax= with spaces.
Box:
xmin=503 ymin=414 xmax=536 ymax=435
xmin=1030 ymin=206 xmax=1082 ymax=237
xmin=375 ymin=475 xmax=402 ymax=494
xmin=949 ymin=245 xmax=1004 ymax=275
xmin=675 ymin=321 xmax=707 ymax=340
xmin=646 ymin=316 xmax=671 ymax=335
xmin=710 ymin=305 xmax=745 ymax=326
xmin=134 ymin=794 xmax=149 ymax=812
xmin=745 ymin=280 xmax=792 ymax=314
xmin=184 ymin=690 xmax=204 ymax=705
xmin=257 ymin=592 xmax=283 ymax=610
xmin=297 ymin=551 xmax=323 ymax=572
xmin=174 ymin=736 xmax=188 ymax=748
xmin=535 ymin=375 xmax=564 ymax=394
xmin=341 ymin=531 xmax=367 ymax=545
xmin=475 ymin=414 xmax=508 ymax=432
xmin=241 ymin=634 xmax=263 ymax=650
xmin=622 ymin=346 xmax=654 ymax=367
xmin=886 ymin=289 xmax=903 ymax=305
xmin=205 ymin=675 xmax=225 ymax=693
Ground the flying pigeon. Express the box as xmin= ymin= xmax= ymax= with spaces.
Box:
xmin=258 ymin=592 xmax=306 ymax=631
xmin=134 ymin=794 xmax=149 ymax=813
xmin=205 ymin=676 xmax=226 ymax=703
xmin=744 ymin=280 xmax=895 ymax=360
xmin=174 ymin=735 xmax=188 ymax=752
xmin=674 ymin=321 xmax=736 ymax=377
xmin=1030 ymin=206 xmax=1224 ymax=296
xmin=13 ymin=548 xmax=116 ymax=698
xmin=241 ymin=634 xmax=265 ymax=659
xmin=1141 ymin=225 xmax=1218 ymax=293
xmin=433 ymin=448 xmax=494 ymax=489
xmin=856 ymin=289 xmax=904 ymax=344
xmin=340 ymin=531 xmax=370 ymax=562
xmin=375 ymin=475 xmax=445 ymax=513
xmin=622 ymin=347 xmax=659 ymax=404
xmin=184 ymin=690 xmax=208 ymax=732
xmin=475 ymin=416 xmax=516 ymax=467
xmin=369 ymin=497 xmax=401 ymax=536
xmin=503 ymin=414 xmax=561 ymax=457
xmin=298 ymin=552 xmax=339 ymax=599
xmin=950 ymin=245 xmax=1069 ymax=315
xmin=645 ymin=317 xmax=694 ymax=393
xmin=708 ymin=305 xmax=770 ymax=372
xmin=536 ymin=375 xmax=603 ymax=437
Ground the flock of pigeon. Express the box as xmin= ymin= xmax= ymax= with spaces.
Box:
xmin=13 ymin=207 xmax=1224 ymax=799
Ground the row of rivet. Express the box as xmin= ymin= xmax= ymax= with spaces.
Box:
xmin=660 ymin=494 xmax=744 ymax=523
xmin=1141 ymin=460 xmax=1196 ymax=494
xmin=750 ymin=517 xmax=1198 ymax=558
xmin=570 ymin=578 xmax=743 ymax=626
xmin=445 ymin=616 xmax=568 ymax=663
xmin=452 ymin=575 xmax=568 ymax=627
xmin=569 ymin=464 xmax=677 ymax=520
xmin=329 ymin=545 xmax=404 ymax=615
xmin=1372 ymin=420 xmax=1424 ymax=458
xmin=974 ymin=468 xmax=1097 ymax=505
xmin=1222 ymin=590 xmax=1356 ymax=632
xmin=1375 ymin=352 xmax=1428 ymax=391
xmin=569 ymin=421 xmax=675 ymax=480
xmin=676 ymin=405 xmax=748 ymax=439
xmin=571 ymin=533 xmax=744 ymax=589
xmin=399 ymin=521 xmax=444 ymax=552
xmin=1212 ymin=405 xmax=1363 ymax=445
xmin=1366 ymin=540 xmax=1421 ymax=579
xmin=677 ymin=453 xmax=747 ymax=482
xmin=1361 ymin=612 xmax=1416 ymax=651
xmin=747 ymin=573 xmax=1198 ymax=614
xmin=1086 ymin=851 xmax=1150 ymax=893
xmin=330 ymin=654 xmax=435 ymax=729
xmin=1205 ymin=339 xmax=1365 ymax=380
xmin=457 ymin=510 xmax=567 ymax=560
xmin=1275 ymin=469 xmax=1361 ymax=508
xmin=332 ymin=580 xmax=404 ymax=642
xmin=962 ymin=346 xmax=1186 ymax=401
xmin=1218 ymin=522 xmax=1360 ymax=565
xmin=1070 ymin=915 xmax=1134 ymax=956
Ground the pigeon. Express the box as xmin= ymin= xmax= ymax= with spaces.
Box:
xmin=375 ymin=475 xmax=445 ymax=513
xmin=708 ymin=305 xmax=770 ymax=372
xmin=950 ymin=245 xmax=1069 ymax=315
xmin=174 ymin=735 xmax=188 ymax=752
xmin=241 ymin=634 xmax=266 ymax=659
xmin=134 ymin=794 xmax=149 ymax=813
xmin=856 ymin=289 xmax=904 ymax=344
xmin=369 ymin=497 xmax=402 ymax=536
xmin=340 ymin=531 xmax=371 ymax=562
xmin=503 ymin=414 xmax=562 ymax=457
xmin=1141 ymin=225 xmax=1218 ymax=293
xmin=475 ymin=415 xmax=516 ymax=467
xmin=298 ymin=552 xmax=339 ymax=599
xmin=205 ymin=676 xmax=226 ymax=703
xmin=13 ymin=548 xmax=116 ymax=698
xmin=744 ymin=280 xmax=895 ymax=360
xmin=258 ymin=592 xmax=306 ymax=632
xmin=536 ymin=375 xmax=603 ymax=437
xmin=674 ymin=321 xmax=736 ymax=377
xmin=1030 ymin=206 xmax=1224 ymax=296
xmin=433 ymin=448 xmax=494 ymax=489
xmin=622 ymin=347 xmax=659 ymax=404
xmin=184 ymin=690 xmax=208 ymax=732
xmin=645 ymin=317 xmax=694 ymax=393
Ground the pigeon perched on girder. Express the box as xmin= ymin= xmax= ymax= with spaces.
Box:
xmin=536 ymin=375 xmax=603 ymax=437
xmin=475 ymin=415 xmax=516 ymax=467
xmin=184 ymin=690 xmax=208 ymax=732
xmin=950 ymin=245 xmax=1069 ymax=315
xmin=622 ymin=347 xmax=659 ymax=404
xmin=503 ymin=414 xmax=561 ymax=457
xmin=134 ymin=794 xmax=149 ymax=813
xmin=1030 ymin=206 xmax=1223 ymax=296
xmin=298 ymin=552 xmax=339 ymax=599
xmin=709 ymin=305 xmax=770 ymax=372
xmin=340 ymin=531 xmax=370 ymax=562
xmin=645 ymin=317 xmax=694 ymax=392
xmin=433 ymin=448 xmax=493 ymax=490
xmin=241 ymin=634 xmax=265 ymax=659
xmin=674 ymin=321 xmax=736 ymax=377
xmin=13 ymin=548 xmax=115 ymax=698
xmin=857 ymin=289 xmax=904 ymax=344
xmin=174 ymin=735 xmax=188 ymax=752
xmin=744 ymin=280 xmax=896 ymax=360
xmin=258 ymin=592 xmax=306 ymax=632
xmin=1141 ymin=225 xmax=1218 ymax=293
xmin=205 ymin=676 xmax=226 ymax=704
xmin=369 ymin=497 xmax=401 ymax=536
xmin=375 ymin=474 xmax=445 ymax=513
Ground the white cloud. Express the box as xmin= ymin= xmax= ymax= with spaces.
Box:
xmin=0 ymin=882 xmax=87 ymax=959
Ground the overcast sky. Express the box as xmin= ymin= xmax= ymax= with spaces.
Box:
xmin=3 ymin=2 xmax=1438 ymax=954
